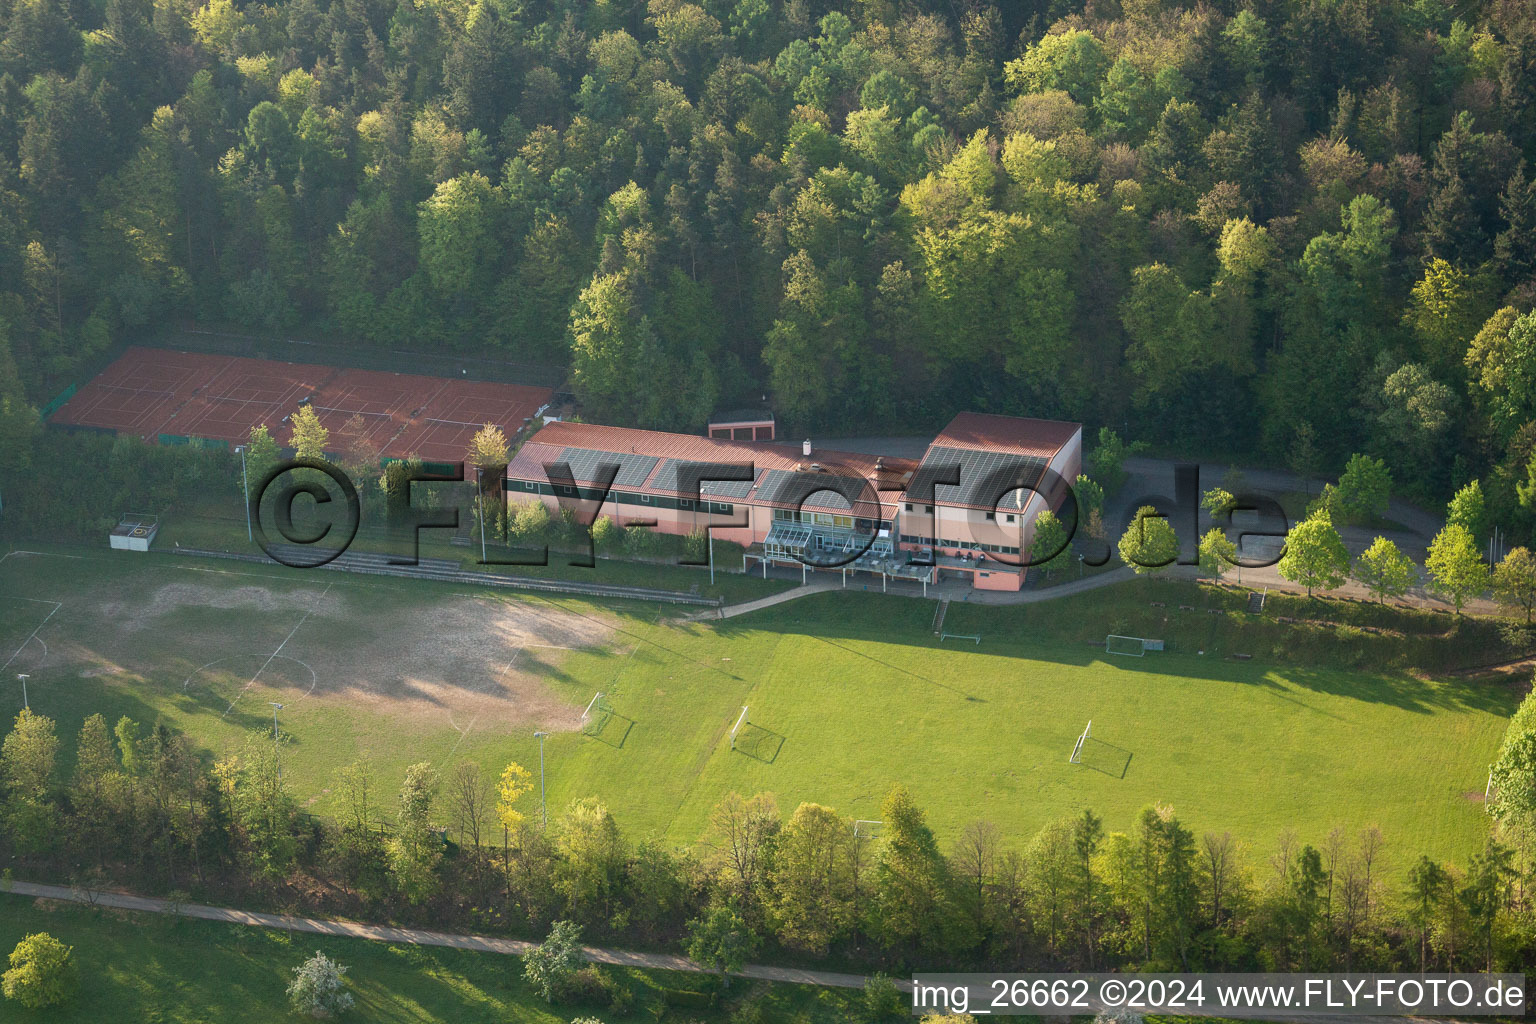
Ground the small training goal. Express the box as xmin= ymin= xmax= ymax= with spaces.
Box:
xmin=1106 ymin=634 xmax=1163 ymax=657
xmin=580 ymin=692 xmax=610 ymax=735
xmin=729 ymin=706 xmax=749 ymax=750
xmin=1069 ymin=720 xmax=1092 ymax=764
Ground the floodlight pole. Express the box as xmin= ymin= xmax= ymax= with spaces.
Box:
xmin=534 ymin=731 xmax=550 ymax=829
xmin=708 ymin=528 xmax=715 ymax=586
xmin=16 ymin=674 xmax=28 ymax=710
xmin=268 ymin=702 xmax=284 ymax=778
xmin=235 ymin=445 xmax=252 ymax=543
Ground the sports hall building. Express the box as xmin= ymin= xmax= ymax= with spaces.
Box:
xmin=506 ymin=412 xmax=1081 ymax=592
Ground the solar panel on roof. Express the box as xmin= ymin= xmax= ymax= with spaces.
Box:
xmin=553 ymin=447 xmax=660 ymax=488
xmin=650 ymin=459 xmax=758 ymax=498
xmin=920 ymin=445 xmax=1049 ymax=507
xmin=757 ymin=469 xmax=864 ymax=511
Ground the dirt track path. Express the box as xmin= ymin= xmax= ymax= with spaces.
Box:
xmin=0 ymin=883 xmax=1479 ymax=1021
xmin=2 ymin=880 xmax=872 ymax=989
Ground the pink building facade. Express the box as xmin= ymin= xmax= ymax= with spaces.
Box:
xmin=504 ymin=412 xmax=1082 ymax=591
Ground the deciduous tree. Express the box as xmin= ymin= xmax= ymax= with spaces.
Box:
xmin=1352 ymin=537 xmax=1416 ymax=603
xmin=1118 ymin=506 xmax=1179 ymax=574
xmin=288 ymin=403 xmax=328 ymax=461
xmin=286 ymin=951 xmax=352 ymax=1018
xmin=1492 ymin=547 xmax=1536 ymax=623
xmin=523 ymin=920 xmax=583 ymax=1003
xmin=768 ymin=802 xmax=855 ymax=954
xmin=2 ymin=933 xmax=73 ymax=1008
xmin=1334 ymin=454 xmax=1391 ymax=525
xmin=390 ymin=761 xmax=442 ymax=903
xmin=1278 ymin=513 xmax=1350 ymax=597
xmin=1425 ymin=523 xmax=1488 ymax=613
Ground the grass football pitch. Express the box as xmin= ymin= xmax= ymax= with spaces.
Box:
xmin=0 ymin=546 xmax=1514 ymax=869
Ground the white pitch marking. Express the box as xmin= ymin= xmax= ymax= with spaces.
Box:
xmin=0 ymin=550 xmax=86 ymax=564
xmin=183 ymin=654 xmax=316 ymax=698
xmin=438 ymin=649 xmax=522 ymax=768
xmin=222 ymin=584 xmax=331 ymax=717
xmin=0 ymin=601 xmax=62 ymax=674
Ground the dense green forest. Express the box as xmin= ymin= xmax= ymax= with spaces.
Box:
xmin=4 ymin=0 xmax=1536 ymax=516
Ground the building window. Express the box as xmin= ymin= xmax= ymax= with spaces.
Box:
xmin=680 ymin=499 xmax=693 ymax=509
xmin=984 ymin=512 xmax=995 ymax=521
xmin=641 ymin=494 xmax=651 ymax=503
xmin=1006 ymin=514 xmax=1015 ymax=523
xmin=925 ymin=505 xmax=934 ymax=513
xmin=904 ymin=502 xmax=913 ymax=511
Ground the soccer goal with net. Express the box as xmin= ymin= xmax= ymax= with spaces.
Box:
xmin=1069 ymin=720 xmax=1092 ymax=764
xmin=1106 ymin=634 xmax=1163 ymax=656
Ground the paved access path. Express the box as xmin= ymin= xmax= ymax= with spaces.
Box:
xmin=691 ymin=578 xmax=840 ymax=620
xmin=1 ymin=880 xmax=872 ymax=990
xmin=0 ymin=882 xmax=1479 ymax=1022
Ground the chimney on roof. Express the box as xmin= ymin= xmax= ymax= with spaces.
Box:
xmin=875 ymin=456 xmax=884 ymax=470
xmin=803 ymin=438 xmax=812 ymax=457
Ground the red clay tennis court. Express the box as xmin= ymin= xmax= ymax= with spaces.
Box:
xmin=388 ymin=378 xmax=555 ymax=463
xmin=170 ymin=355 xmax=330 ymax=442
xmin=51 ymin=347 xmax=554 ymax=461
xmin=50 ymin=348 xmax=233 ymax=436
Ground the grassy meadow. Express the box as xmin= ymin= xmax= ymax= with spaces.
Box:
xmin=0 ymin=894 xmax=859 ymax=1023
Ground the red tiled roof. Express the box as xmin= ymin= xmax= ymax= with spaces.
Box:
xmin=506 ymin=416 xmax=1078 ymax=516
xmin=507 ymin=421 xmax=917 ymax=512
xmin=930 ymin=411 xmax=1080 ymax=458
xmin=513 ymin=421 xmax=913 ymax=478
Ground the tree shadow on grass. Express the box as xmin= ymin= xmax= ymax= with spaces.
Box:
xmin=1076 ymin=737 xmax=1132 ymax=779
xmin=811 ymin=635 xmax=986 ymax=703
xmin=714 ymin=587 xmax=1519 ymax=717
xmin=732 ymin=722 xmax=784 ymax=763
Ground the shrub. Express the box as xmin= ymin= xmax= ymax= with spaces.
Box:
xmin=591 ymin=515 xmax=624 ymax=554
xmin=564 ymin=965 xmax=625 ymax=1007
xmin=663 ymin=987 xmax=715 ymax=1009
xmin=3 ymin=932 xmax=75 ymax=1009
xmin=287 ymin=950 xmax=353 ymax=1018
xmin=510 ymin=500 xmax=552 ymax=543
xmin=863 ymin=973 xmax=905 ymax=1021
xmin=1334 ymin=453 xmax=1391 ymax=524
xmin=729 ymin=993 xmax=767 ymax=1024
xmin=524 ymin=920 xmax=584 ymax=1003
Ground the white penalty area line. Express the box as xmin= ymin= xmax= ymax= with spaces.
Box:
xmin=0 ymin=550 xmax=86 ymax=565
xmin=0 ymin=601 xmax=63 ymax=675
xmin=439 ymin=649 xmax=523 ymax=768
xmin=183 ymin=654 xmax=317 ymax=697
xmin=222 ymin=584 xmax=332 ymax=718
